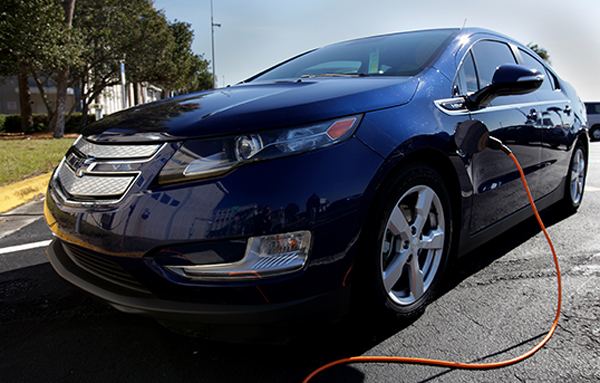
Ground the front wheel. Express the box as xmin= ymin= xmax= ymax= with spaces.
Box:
xmin=357 ymin=163 xmax=453 ymax=320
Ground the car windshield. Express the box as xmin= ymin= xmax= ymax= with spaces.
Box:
xmin=248 ymin=29 xmax=458 ymax=82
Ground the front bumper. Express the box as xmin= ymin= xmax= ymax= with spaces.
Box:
xmin=47 ymin=238 xmax=351 ymax=325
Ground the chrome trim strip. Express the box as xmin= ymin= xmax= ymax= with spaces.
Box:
xmin=76 ymin=147 xmax=166 ymax=176
xmin=469 ymin=100 xmax=564 ymax=115
xmin=434 ymin=98 xmax=469 ymax=116
xmin=51 ymin=169 xmax=140 ymax=207
xmin=434 ymin=98 xmax=569 ymax=116
xmin=50 ymin=140 xmax=169 ymax=207
xmin=75 ymin=137 xmax=163 ymax=159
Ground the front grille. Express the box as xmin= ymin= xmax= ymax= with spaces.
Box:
xmin=62 ymin=243 xmax=150 ymax=294
xmin=57 ymin=161 xmax=136 ymax=198
xmin=53 ymin=136 xmax=165 ymax=204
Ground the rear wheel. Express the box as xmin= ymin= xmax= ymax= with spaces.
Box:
xmin=358 ymin=163 xmax=452 ymax=320
xmin=562 ymin=142 xmax=587 ymax=213
xmin=590 ymin=125 xmax=600 ymax=142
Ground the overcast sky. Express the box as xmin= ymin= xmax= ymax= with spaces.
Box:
xmin=153 ymin=0 xmax=600 ymax=101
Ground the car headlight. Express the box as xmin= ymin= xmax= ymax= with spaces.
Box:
xmin=157 ymin=115 xmax=362 ymax=184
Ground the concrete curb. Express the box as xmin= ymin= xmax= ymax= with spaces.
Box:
xmin=0 ymin=173 xmax=51 ymax=214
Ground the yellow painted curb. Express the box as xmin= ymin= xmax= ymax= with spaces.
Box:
xmin=0 ymin=173 xmax=52 ymax=214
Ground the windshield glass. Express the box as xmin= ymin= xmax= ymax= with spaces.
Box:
xmin=248 ymin=29 xmax=458 ymax=82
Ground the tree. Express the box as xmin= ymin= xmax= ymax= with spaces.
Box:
xmin=1 ymin=0 xmax=213 ymax=134
xmin=163 ymin=20 xmax=213 ymax=94
xmin=0 ymin=45 xmax=17 ymax=80
xmin=71 ymin=2 xmax=213 ymax=126
xmin=53 ymin=0 xmax=77 ymax=138
xmin=527 ymin=43 xmax=551 ymax=65
xmin=71 ymin=0 xmax=213 ymax=127
xmin=71 ymin=0 xmax=169 ymax=127
xmin=124 ymin=7 xmax=177 ymax=104
xmin=0 ymin=51 xmax=34 ymax=133
xmin=188 ymin=66 xmax=213 ymax=93
xmin=127 ymin=18 xmax=213 ymax=96
xmin=0 ymin=0 xmax=72 ymax=133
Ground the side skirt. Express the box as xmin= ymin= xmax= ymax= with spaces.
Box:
xmin=457 ymin=178 xmax=566 ymax=257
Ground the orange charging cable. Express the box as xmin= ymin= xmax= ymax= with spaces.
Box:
xmin=303 ymin=151 xmax=562 ymax=382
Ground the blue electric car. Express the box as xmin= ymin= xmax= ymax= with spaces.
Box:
xmin=45 ymin=28 xmax=588 ymax=342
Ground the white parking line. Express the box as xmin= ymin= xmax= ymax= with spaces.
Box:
xmin=0 ymin=240 xmax=52 ymax=255
xmin=0 ymin=200 xmax=45 ymax=240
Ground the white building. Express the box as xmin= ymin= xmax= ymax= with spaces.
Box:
xmin=0 ymin=77 xmax=75 ymax=115
xmin=0 ymin=77 xmax=164 ymax=119
xmin=91 ymin=82 xmax=164 ymax=119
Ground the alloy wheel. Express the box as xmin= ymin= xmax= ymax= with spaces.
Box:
xmin=569 ymin=147 xmax=586 ymax=205
xmin=380 ymin=185 xmax=445 ymax=306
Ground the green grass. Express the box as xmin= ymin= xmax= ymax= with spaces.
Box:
xmin=0 ymin=137 xmax=76 ymax=187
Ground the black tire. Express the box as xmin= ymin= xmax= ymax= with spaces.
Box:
xmin=590 ymin=126 xmax=600 ymax=142
xmin=356 ymin=162 xmax=453 ymax=321
xmin=562 ymin=142 xmax=587 ymax=213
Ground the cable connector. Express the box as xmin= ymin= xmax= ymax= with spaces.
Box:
xmin=487 ymin=136 xmax=512 ymax=155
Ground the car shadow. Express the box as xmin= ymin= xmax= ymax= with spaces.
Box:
xmin=439 ymin=204 xmax=573 ymax=298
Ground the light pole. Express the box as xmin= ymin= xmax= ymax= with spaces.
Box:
xmin=211 ymin=0 xmax=221 ymax=89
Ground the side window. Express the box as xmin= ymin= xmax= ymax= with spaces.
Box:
xmin=454 ymin=51 xmax=478 ymax=96
xmin=586 ymin=103 xmax=600 ymax=114
xmin=519 ymin=50 xmax=553 ymax=91
xmin=471 ymin=40 xmax=517 ymax=88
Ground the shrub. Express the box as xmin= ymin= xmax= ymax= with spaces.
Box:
xmin=0 ymin=115 xmax=23 ymax=133
xmin=0 ymin=113 xmax=95 ymax=134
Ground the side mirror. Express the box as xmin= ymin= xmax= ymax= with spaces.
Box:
xmin=466 ymin=64 xmax=544 ymax=109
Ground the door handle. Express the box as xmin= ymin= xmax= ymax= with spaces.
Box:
xmin=564 ymin=105 xmax=572 ymax=115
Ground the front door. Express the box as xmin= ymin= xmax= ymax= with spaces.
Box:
xmin=454 ymin=40 xmax=544 ymax=234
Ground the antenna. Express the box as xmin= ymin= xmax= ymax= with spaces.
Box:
xmin=462 ymin=18 xmax=467 ymax=29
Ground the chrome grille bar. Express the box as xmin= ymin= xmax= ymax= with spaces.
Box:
xmin=57 ymin=160 xmax=136 ymax=197
xmin=52 ymin=136 xmax=167 ymax=204
xmin=74 ymin=136 xmax=162 ymax=159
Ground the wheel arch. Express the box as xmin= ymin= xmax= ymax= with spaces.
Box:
xmin=562 ymin=130 xmax=590 ymax=212
xmin=579 ymin=128 xmax=592 ymax=148
xmin=389 ymin=147 xmax=463 ymax=256
xmin=572 ymin=129 xmax=590 ymax=174
xmin=350 ymin=143 xmax=465 ymax=319
xmin=360 ymin=143 xmax=466 ymax=263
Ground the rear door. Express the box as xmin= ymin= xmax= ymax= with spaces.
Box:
xmin=517 ymin=49 xmax=575 ymax=197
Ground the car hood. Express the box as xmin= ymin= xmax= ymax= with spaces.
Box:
xmin=83 ymin=77 xmax=419 ymax=143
